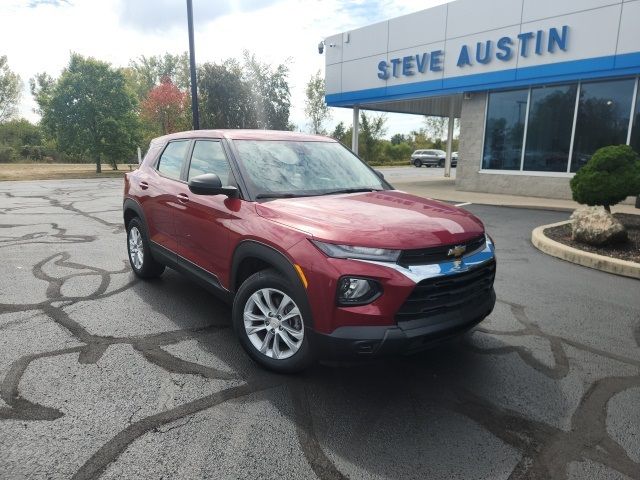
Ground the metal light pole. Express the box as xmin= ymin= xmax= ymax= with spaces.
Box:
xmin=186 ymin=0 xmax=200 ymax=130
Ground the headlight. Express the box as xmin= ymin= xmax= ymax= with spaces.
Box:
xmin=312 ymin=240 xmax=400 ymax=262
xmin=336 ymin=277 xmax=381 ymax=306
xmin=486 ymin=233 xmax=495 ymax=247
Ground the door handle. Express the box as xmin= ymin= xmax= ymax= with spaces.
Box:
xmin=140 ymin=181 xmax=149 ymax=190
xmin=177 ymin=193 xmax=189 ymax=203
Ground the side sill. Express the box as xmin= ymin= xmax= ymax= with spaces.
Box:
xmin=149 ymin=241 xmax=234 ymax=304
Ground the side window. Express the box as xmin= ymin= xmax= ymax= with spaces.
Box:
xmin=157 ymin=140 xmax=189 ymax=180
xmin=141 ymin=144 xmax=161 ymax=165
xmin=188 ymin=140 xmax=231 ymax=182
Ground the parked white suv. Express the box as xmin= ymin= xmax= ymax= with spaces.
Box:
xmin=411 ymin=149 xmax=446 ymax=167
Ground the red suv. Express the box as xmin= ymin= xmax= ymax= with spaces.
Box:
xmin=123 ymin=130 xmax=496 ymax=372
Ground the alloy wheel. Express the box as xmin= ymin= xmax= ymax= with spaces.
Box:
xmin=128 ymin=226 xmax=144 ymax=270
xmin=243 ymin=287 xmax=304 ymax=360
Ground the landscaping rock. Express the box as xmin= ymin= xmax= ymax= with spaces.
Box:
xmin=570 ymin=206 xmax=628 ymax=246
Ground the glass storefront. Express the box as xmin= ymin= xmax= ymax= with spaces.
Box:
xmin=482 ymin=89 xmax=528 ymax=170
xmin=632 ymin=89 xmax=640 ymax=153
xmin=523 ymin=84 xmax=577 ymax=172
xmin=570 ymin=78 xmax=635 ymax=172
xmin=482 ymin=76 xmax=639 ymax=174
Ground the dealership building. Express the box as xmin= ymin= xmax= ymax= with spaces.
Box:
xmin=323 ymin=0 xmax=640 ymax=200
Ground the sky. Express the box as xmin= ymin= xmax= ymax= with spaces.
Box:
xmin=0 ymin=0 xmax=449 ymax=137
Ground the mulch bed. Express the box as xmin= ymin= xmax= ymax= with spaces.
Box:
xmin=544 ymin=213 xmax=640 ymax=264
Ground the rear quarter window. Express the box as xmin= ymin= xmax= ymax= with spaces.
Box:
xmin=142 ymin=145 xmax=162 ymax=166
xmin=157 ymin=140 xmax=189 ymax=180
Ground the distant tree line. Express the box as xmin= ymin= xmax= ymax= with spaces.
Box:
xmin=0 ymin=52 xmax=293 ymax=172
xmin=0 ymin=52 xmax=457 ymax=171
xmin=303 ymin=71 xmax=458 ymax=165
xmin=328 ymin=115 xmax=459 ymax=166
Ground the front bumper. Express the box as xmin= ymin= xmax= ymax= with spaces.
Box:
xmin=310 ymin=288 xmax=495 ymax=357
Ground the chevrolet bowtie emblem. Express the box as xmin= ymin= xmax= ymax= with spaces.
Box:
xmin=448 ymin=245 xmax=466 ymax=258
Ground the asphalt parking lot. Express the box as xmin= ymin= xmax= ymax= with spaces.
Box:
xmin=1 ymin=178 xmax=639 ymax=480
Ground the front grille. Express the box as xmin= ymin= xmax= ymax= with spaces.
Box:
xmin=397 ymin=235 xmax=486 ymax=267
xmin=395 ymin=259 xmax=496 ymax=324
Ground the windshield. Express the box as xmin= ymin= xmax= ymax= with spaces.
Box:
xmin=233 ymin=140 xmax=388 ymax=198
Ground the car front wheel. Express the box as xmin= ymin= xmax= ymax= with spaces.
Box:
xmin=413 ymin=159 xmax=422 ymax=167
xmin=233 ymin=269 xmax=313 ymax=373
xmin=126 ymin=217 xmax=165 ymax=279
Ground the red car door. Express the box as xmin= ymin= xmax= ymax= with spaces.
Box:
xmin=140 ymin=139 xmax=191 ymax=256
xmin=173 ymin=139 xmax=241 ymax=285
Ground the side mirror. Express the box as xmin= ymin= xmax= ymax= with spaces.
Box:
xmin=188 ymin=173 xmax=239 ymax=198
xmin=374 ymin=169 xmax=385 ymax=180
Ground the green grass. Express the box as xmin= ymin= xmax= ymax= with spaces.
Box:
xmin=0 ymin=163 xmax=135 ymax=181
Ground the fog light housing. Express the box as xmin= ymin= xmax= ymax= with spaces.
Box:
xmin=336 ymin=277 xmax=381 ymax=306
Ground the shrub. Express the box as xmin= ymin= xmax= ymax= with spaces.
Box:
xmin=570 ymin=145 xmax=640 ymax=212
xmin=0 ymin=145 xmax=16 ymax=163
xmin=20 ymin=145 xmax=46 ymax=161
xmin=383 ymin=142 xmax=412 ymax=162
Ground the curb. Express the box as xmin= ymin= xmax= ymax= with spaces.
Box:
xmin=531 ymin=220 xmax=640 ymax=280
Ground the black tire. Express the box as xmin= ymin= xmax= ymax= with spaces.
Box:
xmin=438 ymin=159 xmax=445 ymax=168
xmin=126 ymin=217 xmax=165 ymax=279
xmin=232 ymin=269 xmax=314 ymax=373
xmin=413 ymin=159 xmax=422 ymax=167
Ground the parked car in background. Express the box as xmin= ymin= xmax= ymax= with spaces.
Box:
xmin=411 ymin=149 xmax=446 ymax=167
xmin=124 ymin=130 xmax=496 ymax=372
xmin=452 ymin=151 xmax=458 ymax=167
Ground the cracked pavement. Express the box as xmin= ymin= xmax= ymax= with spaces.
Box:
xmin=0 ymin=178 xmax=639 ymax=479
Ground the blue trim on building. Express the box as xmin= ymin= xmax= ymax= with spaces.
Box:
xmin=325 ymin=52 xmax=640 ymax=107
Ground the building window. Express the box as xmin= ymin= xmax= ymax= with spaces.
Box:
xmin=523 ymin=84 xmax=577 ymax=172
xmin=570 ymin=78 xmax=636 ymax=172
xmin=482 ymin=89 xmax=528 ymax=170
xmin=630 ymin=80 xmax=640 ymax=153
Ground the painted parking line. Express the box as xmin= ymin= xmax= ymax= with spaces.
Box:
xmin=454 ymin=202 xmax=472 ymax=207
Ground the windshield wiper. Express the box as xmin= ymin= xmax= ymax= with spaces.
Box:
xmin=255 ymin=193 xmax=308 ymax=199
xmin=319 ymin=188 xmax=382 ymax=196
xmin=256 ymin=188 xmax=382 ymax=200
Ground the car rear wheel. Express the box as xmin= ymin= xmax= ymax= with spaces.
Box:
xmin=413 ymin=159 xmax=422 ymax=167
xmin=233 ymin=269 xmax=313 ymax=373
xmin=126 ymin=217 xmax=165 ymax=279
xmin=438 ymin=159 xmax=445 ymax=168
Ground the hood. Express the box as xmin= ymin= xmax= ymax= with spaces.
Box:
xmin=256 ymin=190 xmax=485 ymax=249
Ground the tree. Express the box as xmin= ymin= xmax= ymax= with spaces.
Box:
xmin=0 ymin=56 xmax=22 ymax=122
xmin=359 ymin=111 xmax=387 ymax=162
xmin=423 ymin=116 xmax=460 ymax=149
xmin=0 ymin=119 xmax=44 ymax=162
xmin=33 ymin=54 xmax=140 ymax=173
xmin=423 ymin=116 xmax=447 ymax=147
xmin=570 ymin=145 xmax=640 ymax=212
xmin=390 ymin=133 xmax=407 ymax=145
xmin=0 ymin=119 xmax=42 ymax=147
xmin=198 ymin=59 xmax=255 ymax=129
xmin=198 ymin=52 xmax=292 ymax=131
xmin=331 ymin=121 xmax=348 ymax=144
xmin=127 ymin=53 xmax=190 ymax=101
xmin=243 ymin=51 xmax=291 ymax=130
xmin=304 ymin=70 xmax=330 ymax=134
xmin=141 ymin=76 xmax=189 ymax=135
